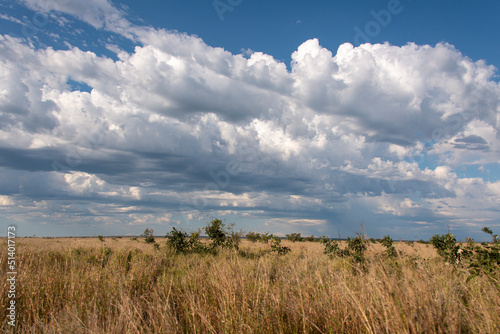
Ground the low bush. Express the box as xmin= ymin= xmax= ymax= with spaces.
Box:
xmin=323 ymin=232 xmax=368 ymax=265
xmin=142 ymin=228 xmax=155 ymax=244
xmin=269 ymin=235 xmax=291 ymax=255
xmin=304 ymin=235 xmax=316 ymax=242
xmin=165 ymin=219 xmax=241 ymax=254
xmin=204 ymin=219 xmax=241 ymax=251
xmin=430 ymin=233 xmax=461 ymax=264
xmin=260 ymin=232 xmax=273 ymax=244
xmin=245 ymin=231 xmax=261 ymax=242
xmin=166 ymin=227 xmax=206 ymax=254
xmin=430 ymin=228 xmax=500 ymax=281
xmin=381 ymin=235 xmax=397 ymax=258
xmin=286 ymin=233 xmax=303 ymax=242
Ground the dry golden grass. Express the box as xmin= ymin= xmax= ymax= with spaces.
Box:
xmin=1 ymin=237 xmax=499 ymax=333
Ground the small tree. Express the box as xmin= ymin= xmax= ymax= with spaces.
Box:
xmin=166 ymin=227 xmax=189 ymax=253
xmin=323 ymin=233 xmax=367 ymax=264
xmin=205 ymin=219 xmax=226 ymax=248
xmin=269 ymin=235 xmax=291 ymax=255
xmin=319 ymin=236 xmax=330 ymax=244
xmin=166 ymin=227 xmax=206 ymax=253
xmin=468 ymin=227 xmax=500 ymax=279
xmin=323 ymin=239 xmax=341 ymax=256
xmin=428 ymin=228 xmax=499 ymax=281
xmin=187 ymin=230 xmax=206 ymax=253
xmin=381 ymin=235 xmax=397 ymax=258
xmin=286 ymin=233 xmax=303 ymax=242
xmin=304 ymin=235 xmax=315 ymax=242
xmin=482 ymin=227 xmax=493 ymax=235
xmin=482 ymin=227 xmax=498 ymax=243
xmin=142 ymin=228 xmax=155 ymax=244
xmin=347 ymin=233 xmax=368 ymax=264
xmin=246 ymin=231 xmax=261 ymax=242
xmin=227 ymin=227 xmax=242 ymax=249
xmin=260 ymin=232 xmax=273 ymax=244
xmin=204 ymin=219 xmax=240 ymax=250
xmin=430 ymin=233 xmax=461 ymax=264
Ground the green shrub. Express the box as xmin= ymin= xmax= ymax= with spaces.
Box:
xmin=323 ymin=239 xmax=341 ymax=256
xmin=468 ymin=244 xmax=499 ymax=279
xmin=319 ymin=236 xmax=330 ymax=244
xmin=304 ymin=235 xmax=315 ymax=242
xmin=187 ymin=230 xmax=206 ymax=253
xmin=166 ymin=228 xmax=206 ymax=254
xmin=430 ymin=228 xmax=499 ymax=281
xmin=286 ymin=233 xmax=303 ymax=242
xmin=245 ymin=231 xmax=261 ymax=242
xmin=259 ymin=232 xmax=273 ymax=244
xmin=381 ymin=235 xmax=397 ymax=258
xmin=323 ymin=233 xmax=367 ymax=264
xmin=482 ymin=227 xmax=498 ymax=243
xmin=467 ymin=228 xmax=500 ymax=281
xmin=269 ymin=235 xmax=291 ymax=255
xmin=205 ymin=219 xmax=227 ymax=248
xmin=166 ymin=227 xmax=189 ymax=253
xmin=227 ymin=228 xmax=242 ymax=249
xmin=204 ymin=219 xmax=240 ymax=251
xmin=166 ymin=219 xmax=241 ymax=254
xmin=430 ymin=233 xmax=461 ymax=264
xmin=346 ymin=234 xmax=367 ymax=264
xmin=142 ymin=228 xmax=155 ymax=244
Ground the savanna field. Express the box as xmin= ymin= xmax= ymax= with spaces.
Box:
xmin=1 ymin=224 xmax=499 ymax=334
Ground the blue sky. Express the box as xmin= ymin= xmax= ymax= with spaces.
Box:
xmin=0 ymin=0 xmax=499 ymax=240
xmin=124 ymin=0 xmax=500 ymax=71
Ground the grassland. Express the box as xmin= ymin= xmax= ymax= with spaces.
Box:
xmin=1 ymin=237 xmax=499 ymax=333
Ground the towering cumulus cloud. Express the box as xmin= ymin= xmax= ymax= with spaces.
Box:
xmin=0 ymin=0 xmax=499 ymax=238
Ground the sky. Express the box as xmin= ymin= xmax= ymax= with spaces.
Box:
xmin=0 ymin=0 xmax=499 ymax=240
